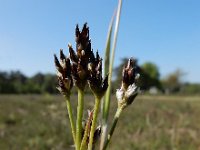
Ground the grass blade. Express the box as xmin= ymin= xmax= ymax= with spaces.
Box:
xmin=101 ymin=0 xmax=123 ymax=149
xmin=103 ymin=0 xmax=122 ymax=127
xmin=100 ymin=7 xmax=115 ymax=150
xmin=102 ymin=10 xmax=115 ymax=122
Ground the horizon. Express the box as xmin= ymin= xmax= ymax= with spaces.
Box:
xmin=0 ymin=0 xmax=200 ymax=83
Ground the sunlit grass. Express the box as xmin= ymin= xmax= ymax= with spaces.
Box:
xmin=0 ymin=95 xmax=199 ymax=150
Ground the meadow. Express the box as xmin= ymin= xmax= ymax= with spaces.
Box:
xmin=0 ymin=95 xmax=199 ymax=150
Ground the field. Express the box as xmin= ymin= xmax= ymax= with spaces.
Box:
xmin=0 ymin=95 xmax=200 ymax=150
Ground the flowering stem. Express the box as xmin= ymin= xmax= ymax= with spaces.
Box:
xmin=80 ymin=125 xmax=89 ymax=150
xmin=88 ymin=96 xmax=101 ymax=150
xmin=103 ymin=107 xmax=123 ymax=150
xmin=64 ymin=95 xmax=76 ymax=145
xmin=76 ymin=89 xmax=84 ymax=150
xmin=80 ymin=110 xmax=93 ymax=150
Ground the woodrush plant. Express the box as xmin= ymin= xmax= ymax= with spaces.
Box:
xmin=54 ymin=0 xmax=140 ymax=150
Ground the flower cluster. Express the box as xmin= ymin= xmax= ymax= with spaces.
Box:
xmin=116 ymin=58 xmax=140 ymax=108
xmin=88 ymin=51 xmax=108 ymax=99
xmin=54 ymin=49 xmax=73 ymax=98
xmin=69 ymin=24 xmax=92 ymax=90
xmin=54 ymin=23 xmax=140 ymax=150
xmin=55 ymin=23 xmax=108 ymax=96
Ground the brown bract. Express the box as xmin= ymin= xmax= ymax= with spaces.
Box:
xmin=82 ymin=110 xmax=101 ymax=147
xmin=116 ymin=58 xmax=140 ymax=108
xmin=88 ymin=51 xmax=108 ymax=99
xmin=69 ymin=23 xmax=94 ymax=90
xmin=122 ymin=58 xmax=139 ymax=90
xmin=68 ymin=23 xmax=108 ymax=95
xmin=54 ymin=49 xmax=73 ymax=97
xmin=55 ymin=23 xmax=108 ymax=97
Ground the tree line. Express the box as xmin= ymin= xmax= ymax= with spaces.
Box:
xmin=113 ymin=58 xmax=200 ymax=95
xmin=0 ymin=71 xmax=57 ymax=94
xmin=0 ymin=59 xmax=199 ymax=94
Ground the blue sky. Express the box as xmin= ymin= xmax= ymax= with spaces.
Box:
xmin=0 ymin=0 xmax=200 ymax=83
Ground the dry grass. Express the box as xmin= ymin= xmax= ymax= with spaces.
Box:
xmin=0 ymin=94 xmax=199 ymax=150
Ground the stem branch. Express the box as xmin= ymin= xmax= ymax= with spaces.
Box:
xmin=76 ymin=89 xmax=84 ymax=150
xmin=103 ymin=107 xmax=123 ymax=150
xmin=80 ymin=110 xmax=93 ymax=150
xmin=64 ymin=95 xmax=76 ymax=144
xmin=88 ymin=97 xmax=101 ymax=150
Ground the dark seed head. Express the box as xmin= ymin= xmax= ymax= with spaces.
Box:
xmin=88 ymin=54 xmax=108 ymax=98
xmin=116 ymin=58 xmax=140 ymax=108
xmin=68 ymin=24 xmax=98 ymax=91
xmin=122 ymin=58 xmax=139 ymax=90
xmin=54 ymin=50 xmax=73 ymax=97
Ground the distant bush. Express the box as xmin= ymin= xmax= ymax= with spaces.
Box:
xmin=0 ymin=71 xmax=58 ymax=94
xmin=0 ymin=70 xmax=199 ymax=95
xmin=181 ymin=83 xmax=200 ymax=95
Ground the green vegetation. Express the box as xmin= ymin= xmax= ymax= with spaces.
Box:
xmin=0 ymin=67 xmax=199 ymax=95
xmin=0 ymin=71 xmax=57 ymax=94
xmin=0 ymin=95 xmax=199 ymax=150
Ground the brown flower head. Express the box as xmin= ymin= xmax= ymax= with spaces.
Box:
xmin=116 ymin=58 xmax=140 ymax=108
xmin=54 ymin=49 xmax=73 ymax=97
xmin=121 ymin=58 xmax=139 ymax=90
xmin=88 ymin=51 xmax=108 ymax=98
xmin=69 ymin=23 xmax=94 ymax=90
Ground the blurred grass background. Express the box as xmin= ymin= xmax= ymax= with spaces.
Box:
xmin=0 ymin=94 xmax=199 ymax=150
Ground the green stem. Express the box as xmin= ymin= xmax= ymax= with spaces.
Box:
xmin=103 ymin=107 xmax=123 ymax=150
xmin=88 ymin=97 xmax=101 ymax=150
xmin=80 ymin=110 xmax=93 ymax=150
xmin=76 ymin=89 xmax=84 ymax=150
xmin=80 ymin=122 xmax=89 ymax=150
xmin=64 ymin=95 xmax=76 ymax=144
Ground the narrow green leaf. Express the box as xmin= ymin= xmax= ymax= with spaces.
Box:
xmin=102 ymin=10 xmax=115 ymax=121
xmin=103 ymin=0 xmax=122 ymax=125
xmin=100 ymin=0 xmax=123 ymax=149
